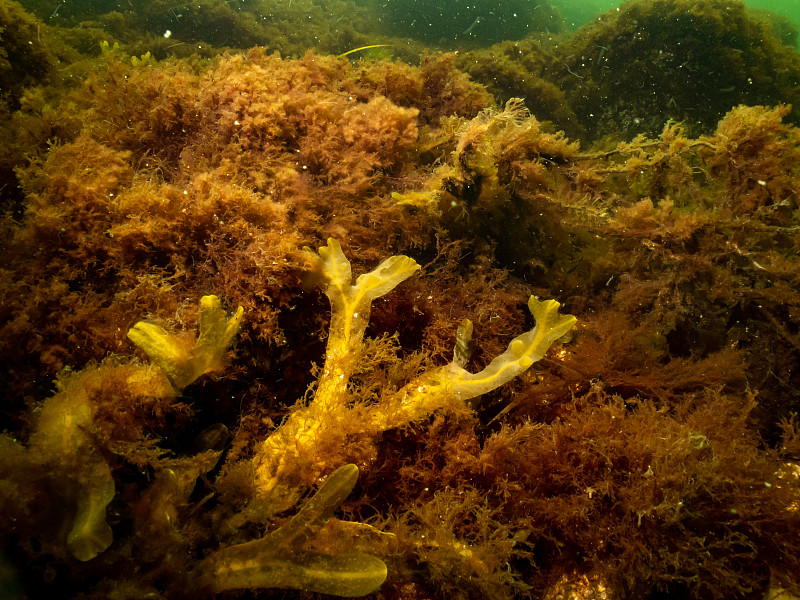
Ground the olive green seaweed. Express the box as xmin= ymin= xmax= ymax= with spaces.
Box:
xmin=26 ymin=371 xmax=116 ymax=562
xmin=196 ymin=464 xmax=388 ymax=596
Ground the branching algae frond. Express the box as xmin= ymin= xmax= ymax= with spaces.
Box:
xmin=7 ymin=242 xmax=574 ymax=593
xmin=252 ymin=238 xmax=577 ymax=513
xmin=196 ymin=464 xmax=388 ymax=597
xmin=122 ymin=245 xmax=572 ymax=596
xmin=311 ymin=237 xmax=421 ymax=404
xmin=0 ymin=296 xmax=244 ymax=563
xmin=443 ymin=296 xmax=578 ymax=400
xmin=127 ymin=295 xmax=244 ymax=391
xmin=28 ymin=384 xmax=116 ymax=562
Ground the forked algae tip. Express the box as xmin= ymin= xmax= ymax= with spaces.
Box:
xmin=443 ymin=295 xmax=577 ymax=401
xmin=127 ymin=295 xmax=244 ymax=391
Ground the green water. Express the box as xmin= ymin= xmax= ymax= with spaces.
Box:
xmin=553 ymin=0 xmax=800 ymax=31
xmin=746 ymin=0 xmax=800 ymax=27
xmin=372 ymin=0 xmax=800 ymax=49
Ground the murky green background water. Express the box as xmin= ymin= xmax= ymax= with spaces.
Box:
xmin=555 ymin=0 xmax=800 ymax=31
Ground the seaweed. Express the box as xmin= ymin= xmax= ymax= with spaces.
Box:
xmin=195 ymin=464 xmax=388 ymax=597
xmin=2 ymin=7 xmax=800 ymax=597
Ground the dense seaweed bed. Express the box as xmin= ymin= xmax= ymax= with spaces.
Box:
xmin=2 ymin=0 xmax=800 ymax=598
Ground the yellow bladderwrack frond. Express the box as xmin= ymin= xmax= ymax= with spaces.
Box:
xmin=444 ymin=296 xmax=577 ymax=400
xmin=374 ymin=296 xmax=576 ymax=428
xmin=254 ymin=241 xmax=419 ymax=506
xmin=197 ymin=464 xmax=388 ymax=597
xmin=305 ymin=238 xmax=419 ymax=408
xmin=253 ymin=242 xmax=575 ymax=518
xmin=306 ymin=238 xmax=419 ymax=357
xmin=127 ymin=295 xmax=244 ymax=391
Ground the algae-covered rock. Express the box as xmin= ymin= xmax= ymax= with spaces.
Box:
xmin=0 ymin=0 xmax=53 ymax=104
xmin=554 ymin=0 xmax=800 ymax=140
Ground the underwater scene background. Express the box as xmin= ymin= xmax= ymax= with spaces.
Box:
xmin=2 ymin=0 xmax=800 ymax=599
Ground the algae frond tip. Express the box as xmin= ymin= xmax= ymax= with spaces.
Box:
xmin=198 ymin=464 xmax=387 ymax=597
xmin=127 ymin=294 xmax=244 ymax=391
xmin=444 ymin=295 xmax=576 ymax=401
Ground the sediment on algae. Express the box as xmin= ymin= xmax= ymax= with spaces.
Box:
xmin=1 ymin=2 xmax=800 ymax=596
